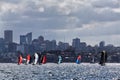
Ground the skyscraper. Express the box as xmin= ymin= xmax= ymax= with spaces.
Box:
xmin=20 ymin=35 xmax=27 ymax=45
xmin=38 ymin=36 xmax=44 ymax=44
xmin=26 ymin=32 xmax=32 ymax=45
xmin=20 ymin=32 xmax=32 ymax=45
xmin=99 ymin=41 xmax=105 ymax=47
xmin=51 ymin=40 xmax=57 ymax=50
xmin=0 ymin=38 xmax=5 ymax=52
xmin=72 ymin=38 xmax=80 ymax=49
xmin=4 ymin=30 xmax=13 ymax=43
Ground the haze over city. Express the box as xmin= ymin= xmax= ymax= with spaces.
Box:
xmin=0 ymin=0 xmax=120 ymax=46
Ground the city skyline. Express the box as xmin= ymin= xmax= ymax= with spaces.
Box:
xmin=0 ymin=30 xmax=119 ymax=47
xmin=0 ymin=0 xmax=120 ymax=46
xmin=0 ymin=29 xmax=120 ymax=61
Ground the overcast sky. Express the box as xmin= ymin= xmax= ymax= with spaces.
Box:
xmin=0 ymin=0 xmax=120 ymax=46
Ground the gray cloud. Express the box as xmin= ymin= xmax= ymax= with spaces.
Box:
xmin=0 ymin=0 xmax=120 ymax=46
xmin=92 ymin=0 xmax=120 ymax=8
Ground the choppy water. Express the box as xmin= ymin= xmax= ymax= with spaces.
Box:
xmin=0 ymin=63 xmax=120 ymax=80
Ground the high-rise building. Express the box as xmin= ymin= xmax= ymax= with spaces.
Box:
xmin=72 ymin=38 xmax=80 ymax=49
xmin=20 ymin=32 xmax=32 ymax=45
xmin=0 ymin=38 xmax=4 ymax=44
xmin=26 ymin=32 xmax=32 ymax=45
xmin=38 ymin=36 xmax=44 ymax=44
xmin=0 ymin=38 xmax=5 ymax=52
xmin=51 ymin=40 xmax=57 ymax=50
xmin=4 ymin=30 xmax=13 ymax=43
xmin=8 ymin=43 xmax=17 ymax=52
xmin=99 ymin=41 xmax=105 ymax=52
xmin=58 ymin=41 xmax=69 ymax=50
xmin=20 ymin=35 xmax=27 ymax=45
xmin=99 ymin=41 xmax=105 ymax=47
xmin=17 ymin=44 xmax=28 ymax=54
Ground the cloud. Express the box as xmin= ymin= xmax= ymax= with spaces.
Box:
xmin=92 ymin=0 xmax=120 ymax=8
xmin=0 ymin=0 xmax=120 ymax=46
xmin=1 ymin=0 xmax=120 ymax=28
